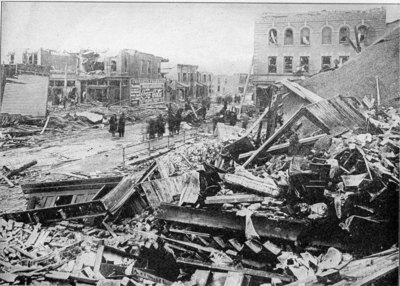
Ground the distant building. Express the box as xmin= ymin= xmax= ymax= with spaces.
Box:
xmin=214 ymin=73 xmax=249 ymax=96
xmin=163 ymin=64 xmax=213 ymax=101
xmin=252 ymin=8 xmax=387 ymax=86
xmin=5 ymin=48 xmax=169 ymax=105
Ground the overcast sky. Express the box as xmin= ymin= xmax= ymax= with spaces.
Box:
xmin=1 ymin=2 xmax=399 ymax=74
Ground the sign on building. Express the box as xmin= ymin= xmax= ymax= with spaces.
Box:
xmin=130 ymin=80 xmax=164 ymax=105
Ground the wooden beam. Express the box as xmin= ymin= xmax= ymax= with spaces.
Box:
xmin=238 ymin=134 xmax=327 ymax=159
xmin=204 ymin=194 xmax=263 ymax=205
xmin=243 ymin=106 xmax=305 ymax=168
xmin=176 ymin=258 xmax=292 ymax=282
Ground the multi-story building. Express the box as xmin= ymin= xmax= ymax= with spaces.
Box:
xmin=80 ymin=49 xmax=168 ymax=105
xmin=214 ymin=73 xmax=249 ymax=96
xmin=197 ymin=71 xmax=213 ymax=98
xmin=252 ymin=8 xmax=387 ymax=86
xmin=164 ymin=64 xmax=212 ymax=100
xmin=5 ymin=48 xmax=168 ymax=105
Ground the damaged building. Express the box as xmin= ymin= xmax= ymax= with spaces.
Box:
xmin=252 ymin=8 xmax=387 ymax=111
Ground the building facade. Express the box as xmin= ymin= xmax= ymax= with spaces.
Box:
xmin=252 ymin=8 xmax=387 ymax=85
xmin=5 ymin=48 xmax=168 ymax=105
xmin=214 ymin=73 xmax=249 ymax=96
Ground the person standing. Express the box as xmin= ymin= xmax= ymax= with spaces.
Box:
xmin=156 ymin=114 xmax=165 ymax=139
xmin=109 ymin=114 xmax=117 ymax=137
xmin=118 ymin=113 xmax=126 ymax=137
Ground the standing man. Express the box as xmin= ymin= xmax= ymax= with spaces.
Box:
xmin=109 ymin=114 xmax=117 ymax=137
xmin=156 ymin=114 xmax=165 ymax=139
xmin=118 ymin=113 xmax=126 ymax=137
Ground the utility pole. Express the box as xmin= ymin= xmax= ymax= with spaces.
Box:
xmin=238 ymin=56 xmax=254 ymax=116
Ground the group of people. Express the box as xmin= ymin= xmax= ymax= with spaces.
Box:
xmin=109 ymin=113 xmax=126 ymax=137
xmin=167 ymin=107 xmax=184 ymax=135
xmin=147 ymin=114 xmax=166 ymax=140
xmin=212 ymin=102 xmax=250 ymax=131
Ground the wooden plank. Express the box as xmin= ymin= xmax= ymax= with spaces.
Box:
xmin=177 ymin=258 xmax=292 ymax=282
xmin=22 ymin=176 xmax=123 ymax=194
xmin=25 ymin=224 xmax=41 ymax=247
xmin=10 ymin=245 xmax=36 ymax=259
xmin=156 ymin=203 xmax=307 ymax=241
xmin=40 ymin=116 xmax=50 ymax=135
xmin=102 ymin=222 xmax=117 ymax=239
xmin=192 ymin=270 xmax=211 ymax=286
xmin=205 ymin=194 xmax=263 ymax=205
xmin=93 ymin=242 xmax=105 ymax=279
xmin=343 ymin=263 xmax=398 ymax=286
xmin=243 ymin=106 xmax=305 ymax=168
xmin=0 ymin=174 xmax=14 ymax=187
xmin=238 ymin=134 xmax=326 ymax=159
xmin=223 ymin=271 xmax=244 ymax=286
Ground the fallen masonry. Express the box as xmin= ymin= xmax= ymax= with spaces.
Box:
xmin=0 ymin=93 xmax=399 ymax=285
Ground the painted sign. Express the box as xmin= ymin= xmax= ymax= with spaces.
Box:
xmin=130 ymin=81 xmax=164 ymax=105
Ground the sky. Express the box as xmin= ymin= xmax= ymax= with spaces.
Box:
xmin=1 ymin=1 xmax=399 ymax=74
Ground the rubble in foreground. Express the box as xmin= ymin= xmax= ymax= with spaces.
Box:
xmin=0 ymin=104 xmax=398 ymax=286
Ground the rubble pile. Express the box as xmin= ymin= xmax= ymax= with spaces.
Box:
xmin=0 ymin=104 xmax=398 ymax=285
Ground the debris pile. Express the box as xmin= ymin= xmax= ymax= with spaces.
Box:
xmin=0 ymin=98 xmax=398 ymax=285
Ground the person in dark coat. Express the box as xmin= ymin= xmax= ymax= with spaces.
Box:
xmin=168 ymin=108 xmax=175 ymax=135
xmin=175 ymin=108 xmax=183 ymax=134
xmin=109 ymin=114 xmax=117 ymax=137
xmin=148 ymin=119 xmax=156 ymax=139
xmin=229 ymin=109 xmax=237 ymax=126
xmin=118 ymin=113 xmax=126 ymax=137
xmin=156 ymin=114 xmax=165 ymax=138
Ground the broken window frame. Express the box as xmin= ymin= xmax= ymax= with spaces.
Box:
xmin=322 ymin=26 xmax=332 ymax=44
xmin=300 ymin=27 xmax=310 ymax=45
xmin=269 ymin=29 xmax=278 ymax=44
xmin=203 ymin=74 xmax=207 ymax=82
xmin=321 ymin=56 xmax=331 ymax=69
xmin=339 ymin=26 xmax=350 ymax=44
xmin=357 ymin=25 xmax=368 ymax=44
xmin=147 ymin=61 xmax=151 ymax=74
xmin=268 ymin=56 xmax=277 ymax=73
xmin=183 ymin=73 xmax=187 ymax=82
xmin=284 ymin=28 xmax=294 ymax=45
xmin=284 ymin=56 xmax=293 ymax=73
xmin=300 ymin=56 xmax=309 ymax=72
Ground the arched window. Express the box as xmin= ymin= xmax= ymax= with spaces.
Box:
xmin=322 ymin=27 xmax=332 ymax=44
xmin=269 ymin=29 xmax=278 ymax=44
xmin=300 ymin=27 xmax=310 ymax=45
xmin=339 ymin=26 xmax=350 ymax=43
xmin=358 ymin=25 xmax=368 ymax=43
xmin=284 ymin=28 xmax=293 ymax=45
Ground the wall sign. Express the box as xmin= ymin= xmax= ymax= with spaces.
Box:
xmin=130 ymin=81 xmax=164 ymax=105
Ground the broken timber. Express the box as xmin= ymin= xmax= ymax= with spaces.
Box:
xmin=177 ymin=258 xmax=293 ymax=282
xmin=156 ymin=203 xmax=307 ymax=241
xmin=1 ymin=200 xmax=107 ymax=224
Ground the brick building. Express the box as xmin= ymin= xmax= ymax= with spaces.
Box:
xmin=5 ymin=48 xmax=168 ymax=105
xmin=252 ymin=8 xmax=387 ymax=86
xmin=81 ymin=49 xmax=168 ymax=105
